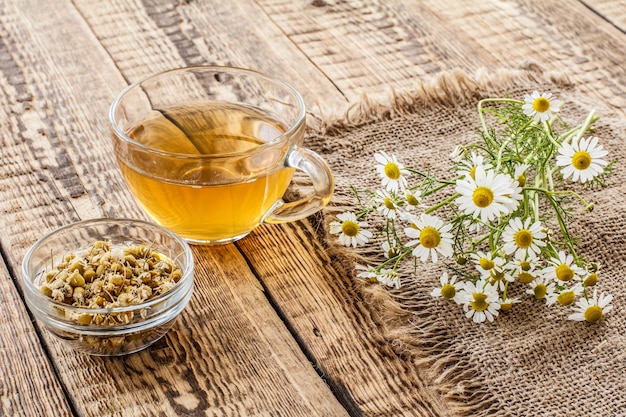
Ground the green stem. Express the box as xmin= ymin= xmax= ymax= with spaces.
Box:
xmin=477 ymin=98 xmax=524 ymax=135
xmin=425 ymin=193 xmax=461 ymax=214
xmin=405 ymin=168 xmax=457 ymax=186
xmin=547 ymin=195 xmax=578 ymax=259
xmin=572 ymin=110 xmax=599 ymax=143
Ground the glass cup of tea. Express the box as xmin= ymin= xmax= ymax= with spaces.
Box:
xmin=109 ymin=66 xmax=334 ymax=245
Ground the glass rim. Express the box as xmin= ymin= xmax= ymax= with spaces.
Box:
xmin=108 ymin=65 xmax=307 ymax=159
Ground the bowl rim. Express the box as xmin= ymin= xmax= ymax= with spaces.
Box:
xmin=21 ymin=217 xmax=194 ymax=316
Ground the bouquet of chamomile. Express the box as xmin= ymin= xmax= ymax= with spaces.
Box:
xmin=330 ymin=92 xmax=615 ymax=324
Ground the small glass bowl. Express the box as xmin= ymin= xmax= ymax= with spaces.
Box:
xmin=21 ymin=218 xmax=194 ymax=356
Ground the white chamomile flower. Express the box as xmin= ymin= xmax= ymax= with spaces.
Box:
xmin=355 ymin=264 xmax=378 ymax=282
xmin=403 ymin=190 xmax=423 ymax=211
xmin=374 ymin=151 xmax=409 ymax=193
xmin=568 ymin=289 xmax=613 ymax=323
xmin=329 ymin=212 xmax=373 ymax=248
xmin=376 ymin=268 xmax=401 ymax=289
xmin=513 ymin=163 xmax=531 ymax=187
xmin=503 ymin=175 xmax=523 ymax=212
xmin=374 ymin=189 xmax=400 ymax=219
xmin=522 ymin=91 xmax=562 ymax=123
xmin=355 ymin=264 xmax=400 ymax=288
xmin=525 ymin=275 xmax=556 ymax=300
xmin=556 ymin=136 xmax=609 ymax=184
xmin=471 ymin=251 xmax=505 ymax=278
xmin=458 ymin=279 xmax=501 ymax=323
xmin=463 ymin=218 xmax=483 ymax=233
xmin=455 ymin=166 xmax=516 ymax=223
xmin=431 ymin=272 xmax=464 ymax=303
xmin=582 ymin=264 xmax=600 ymax=287
xmin=500 ymin=297 xmax=521 ymax=312
xmin=502 ymin=217 xmax=547 ymax=259
xmin=404 ymin=213 xmax=453 ymax=263
xmin=487 ymin=262 xmax=515 ymax=291
xmin=381 ymin=238 xmax=401 ymax=259
xmin=542 ymin=251 xmax=582 ymax=284
xmin=546 ymin=283 xmax=584 ymax=307
xmin=458 ymin=152 xmax=493 ymax=179
xmin=450 ymin=145 xmax=464 ymax=163
xmin=507 ymin=251 xmax=539 ymax=284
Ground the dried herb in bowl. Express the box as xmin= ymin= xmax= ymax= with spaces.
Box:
xmin=38 ymin=241 xmax=183 ymax=326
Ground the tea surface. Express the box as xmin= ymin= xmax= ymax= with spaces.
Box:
xmin=118 ymin=101 xmax=293 ymax=243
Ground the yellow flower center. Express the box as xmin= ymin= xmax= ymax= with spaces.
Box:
xmin=472 ymin=186 xmax=494 ymax=208
xmin=419 ymin=226 xmax=441 ymax=249
xmin=555 ymin=264 xmax=574 ymax=281
xmin=571 ymin=151 xmax=592 ymax=170
xmin=557 ymin=291 xmax=576 ymax=306
xmin=518 ymin=272 xmax=535 ymax=284
xmin=533 ymin=283 xmax=547 ymax=299
xmin=441 ymin=283 xmax=456 ymax=300
xmin=470 ymin=292 xmax=489 ymax=312
xmin=501 ymin=302 xmax=514 ymax=312
xmin=386 ymin=248 xmax=399 ymax=258
xmin=514 ymin=229 xmax=533 ymax=249
xmin=584 ymin=305 xmax=603 ymax=323
xmin=520 ymin=261 xmax=531 ymax=271
xmin=341 ymin=221 xmax=360 ymax=237
xmin=517 ymin=174 xmax=526 ymax=187
xmin=583 ymin=273 xmax=598 ymax=287
xmin=384 ymin=162 xmax=401 ymax=180
xmin=479 ymin=257 xmax=494 ymax=270
xmin=383 ymin=197 xmax=396 ymax=210
xmin=406 ymin=193 xmax=420 ymax=206
xmin=532 ymin=97 xmax=551 ymax=113
xmin=490 ymin=269 xmax=504 ymax=281
xmin=469 ymin=166 xmax=477 ymax=180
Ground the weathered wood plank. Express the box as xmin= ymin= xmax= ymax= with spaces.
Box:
xmin=238 ymin=219 xmax=453 ymax=416
xmin=51 ymin=245 xmax=349 ymax=417
xmin=413 ymin=0 xmax=626 ymax=110
xmin=73 ymin=0 xmax=346 ymax=109
xmin=256 ymin=0 xmax=626 ymax=111
xmin=3 ymin=0 xmax=626 ymax=416
xmin=583 ymin=0 xmax=626 ymax=31
xmin=0 ymin=256 xmax=73 ymax=417
xmin=256 ymin=0 xmax=466 ymax=101
xmin=0 ymin=0 xmax=349 ymax=415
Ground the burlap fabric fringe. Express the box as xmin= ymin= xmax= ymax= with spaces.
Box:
xmin=307 ymin=66 xmax=626 ymax=416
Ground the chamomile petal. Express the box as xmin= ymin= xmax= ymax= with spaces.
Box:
xmin=404 ymin=213 xmax=453 ymax=263
xmin=329 ymin=212 xmax=373 ymax=248
xmin=568 ymin=289 xmax=613 ymax=323
xmin=374 ymin=151 xmax=409 ymax=193
xmin=556 ymin=136 xmax=609 ymax=184
xmin=455 ymin=166 xmax=515 ymax=222
xmin=522 ymin=91 xmax=561 ymax=123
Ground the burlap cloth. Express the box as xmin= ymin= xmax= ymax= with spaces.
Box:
xmin=308 ymin=67 xmax=626 ymax=416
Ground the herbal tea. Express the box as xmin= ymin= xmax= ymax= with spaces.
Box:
xmin=117 ymin=101 xmax=294 ymax=243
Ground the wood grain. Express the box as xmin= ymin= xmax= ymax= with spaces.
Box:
xmin=73 ymin=0 xmax=346 ymax=109
xmin=0 ymin=257 xmax=73 ymax=417
xmin=0 ymin=0 xmax=347 ymax=415
xmin=584 ymin=0 xmax=626 ymax=30
xmin=46 ymin=245 xmax=348 ymax=416
xmin=1 ymin=0 xmax=625 ymax=415
xmin=257 ymin=0 xmax=626 ymax=111
xmin=238 ymin=220 xmax=453 ymax=416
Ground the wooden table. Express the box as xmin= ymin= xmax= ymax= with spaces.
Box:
xmin=1 ymin=1 xmax=625 ymax=416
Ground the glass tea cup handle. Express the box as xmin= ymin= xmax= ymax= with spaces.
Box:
xmin=263 ymin=146 xmax=334 ymax=224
